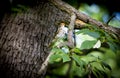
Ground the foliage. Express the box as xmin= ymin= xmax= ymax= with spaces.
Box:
xmin=11 ymin=4 xmax=29 ymax=13
xmin=45 ymin=3 xmax=120 ymax=78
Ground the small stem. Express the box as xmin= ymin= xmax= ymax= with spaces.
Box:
xmin=106 ymin=15 xmax=115 ymax=25
xmin=73 ymin=29 xmax=76 ymax=46
xmin=66 ymin=59 xmax=73 ymax=77
xmin=88 ymin=64 xmax=92 ymax=78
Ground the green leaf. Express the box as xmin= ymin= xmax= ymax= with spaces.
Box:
xmin=50 ymin=48 xmax=71 ymax=63
xmin=70 ymin=61 xmax=87 ymax=77
xmin=72 ymin=54 xmax=81 ymax=65
xmin=11 ymin=5 xmax=28 ymax=13
xmin=93 ymin=67 xmax=105 ymax=78
xmin=61 ymin=53 xmax=71 ymax=62
xmin=80 ymin=40 xmax=97 ymax=49
xmin=107 ymin=42 xmax=120 ymax=52
xmin=71 ymin=47 xmax=83 ymax=54
xmin=101 ymin=61 xmax=112 ymax=70
xmin=76 ymin=29 xmax=89 ymax=34
xmin=71 ymin=54 xmax=85 ymax=67
xmin=11 ymin=8 xmax=23 ymax=12
xmin=51 ymin=48 xmax=64 ymax=53
xmin=61 ymin=46 xmax=69 ymax=53
xmin=17 ymin=5 xmax=28 ymax=11
xmin=76 ymin=29 xmax=100 ymax=38
xmin=76 ymin=29 xmax=100 ymax=49
xmin=49 ymin=54 xmax=61 ymax=63
xmin=93 ymin=40 xmax=101 ymax=48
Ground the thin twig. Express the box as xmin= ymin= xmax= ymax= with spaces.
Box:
xmin=73 ymin=29 xmax=76 ymax=46
xmin=106 ymin=14 xmax=115 ymax=24
xmin=38 ymin=52 xmax=54 ymax=75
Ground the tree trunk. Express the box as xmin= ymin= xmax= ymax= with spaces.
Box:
xmin=0 ymin=1 xmax=70 ymax=78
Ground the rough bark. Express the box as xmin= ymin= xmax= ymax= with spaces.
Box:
xmin=0 ymin=1 xmax=70 ymax=78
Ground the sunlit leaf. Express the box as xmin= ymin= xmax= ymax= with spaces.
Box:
xmin=80 ymin=40 xmax=97 ymax=49
xmin=93 ymin=40 xmax=101 ymax=48
xmin=71 ymin=47 xmax=83 ymax=54
xmin=76 ymin=33 xmax=98 ymax=48
xmin=61 ymin=46 xmax=69 ymax=53
xmin=109 ymin=18 xmax=120 ymax=28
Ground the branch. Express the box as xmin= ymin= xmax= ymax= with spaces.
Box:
xmin=49 ymin=0 xmax=120 ymax=39
xmin=67 ymin=13 xmax=76 ymax=48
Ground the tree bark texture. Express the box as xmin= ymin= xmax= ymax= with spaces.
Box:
xmin=0 ymin=1 xmax=70 ymax=78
